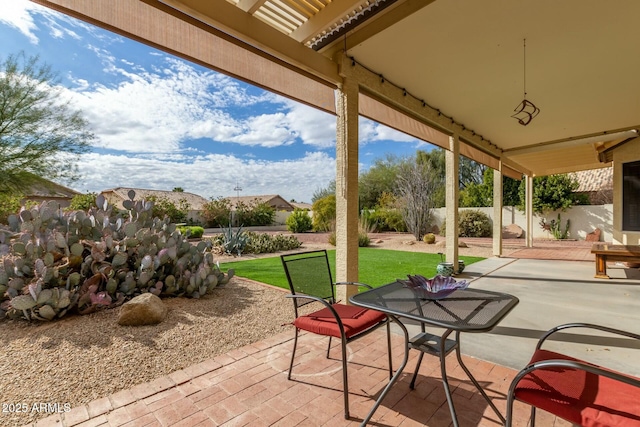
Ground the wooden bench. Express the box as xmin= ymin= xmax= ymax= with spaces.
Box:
xmin=591 ymin=243 xmax=640 ymax=278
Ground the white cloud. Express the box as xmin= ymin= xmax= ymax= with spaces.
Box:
xmin=72 ymin=151 xmax=336 ymax=204
xmin=0 ymin=0 xmax=42 ymax=44
xmin=0 ymin=0 xmax=90 ymax=44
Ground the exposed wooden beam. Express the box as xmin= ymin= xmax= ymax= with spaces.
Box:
xmin=504 ymin=128 xmax=639 ymax=157
xmin=321 ymin=0 xmax=437 ymax=57
xmin=290 ymin=0 xmax=365 ymax=44
xmin=30 ymin=0 xmax=337 ymax=113
xmin=237 ymin=0 xmax=268 ymax=14
xmin=157 ymin=0 xmax=340 ymax=84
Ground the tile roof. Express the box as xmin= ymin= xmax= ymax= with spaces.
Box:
xmin=570 ymin=167 xmax=613 ymax=192
xmin=101 ymin=188 xmax=209 ymax=210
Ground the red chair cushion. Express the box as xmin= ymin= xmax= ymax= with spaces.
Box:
xmin=294 ymin=303 xmax=386 ymax=339
xmin=514 ymin=349 xmax=640 ymax=427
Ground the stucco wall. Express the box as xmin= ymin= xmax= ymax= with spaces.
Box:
xmin=613 ymin=143 xmax=640 ymax=245
xmin=430 ymin=205 xmax=613 ymax=242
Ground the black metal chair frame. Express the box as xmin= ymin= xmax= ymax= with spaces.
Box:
xmin=281 ymin=249 xmax=392 ymax=419
xmin=505 ymin=322 xmax=640 ymax=427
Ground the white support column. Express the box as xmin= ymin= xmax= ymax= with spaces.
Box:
xmin=446 ymin=134 xmax=459 ymax=271
xmin=493 ymin=164 xmax=503 ymax=257
xmin=526 ymin=175 xmax=534 ymax=248
xmin=335 ymin=78 xmax=359 ymax=302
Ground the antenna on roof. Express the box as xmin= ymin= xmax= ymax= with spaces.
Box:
xmin=233 ymin=182 xmax=242 ymax=200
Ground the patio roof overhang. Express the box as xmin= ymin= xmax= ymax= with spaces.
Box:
xmin=31 ymin=0 xmax=640 ymax=177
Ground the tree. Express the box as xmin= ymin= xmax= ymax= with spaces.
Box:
xmin=396 ymin=160 xmax=439 ymax=241
xmin=201 ymin=197 xmax=232 ymax=227
xmin=519 ymin=174 xmax=580 ymax=214
xmin=312 ymin=180 xmax=336 ymax=203
xmin=460 ymin=168 xmax=521 ymax=207
xmin=359 ymin=154 xmax=406 ymax=208
xmin=312 ymin=194 xmax=336 ymax=231
xmin=172 ymin=187 xmax=184 ymax=192
xmin=416 ymin=148 xmax=485 ymax=207
xmin=0 ymin=52 xmax=93 ymax=194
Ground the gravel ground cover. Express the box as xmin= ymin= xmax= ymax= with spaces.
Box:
xmin=0 ymin=232 xmax=509 ymax=426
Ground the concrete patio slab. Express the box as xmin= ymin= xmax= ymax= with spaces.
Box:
xmin=419 ymin=257 xmax=640 ymax=376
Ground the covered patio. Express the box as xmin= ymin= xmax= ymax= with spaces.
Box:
xmin=27 ymin=256 xmax=640 ymax=427
xmin=30 ymin=0 xmax=640 ymax=296
xmin=23 ymin=1 xmax=640 ymax=426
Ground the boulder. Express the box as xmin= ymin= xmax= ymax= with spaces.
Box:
xmin=502 ymin=224 xmax=524 ymax=239
xmin=586 ymin=228 xmax=601 ymax=242
xmin=117 ymin=293 xmax=167 ymax=326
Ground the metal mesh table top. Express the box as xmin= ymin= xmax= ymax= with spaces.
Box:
xmin=350 ymin=281 xmax=519 ymax=332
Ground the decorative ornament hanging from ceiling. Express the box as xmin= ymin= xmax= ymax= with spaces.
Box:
xmin=512 ymin=39 xmax=540 ymax=126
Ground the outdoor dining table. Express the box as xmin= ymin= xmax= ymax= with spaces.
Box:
xmin=349 ymin=281 xmax=519 ymax=427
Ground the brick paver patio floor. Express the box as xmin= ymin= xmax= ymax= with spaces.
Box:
xmin=24 ymin=240 xmax=597 ymax=427
xmin=25 ymin=328 xmax=569 ymax=427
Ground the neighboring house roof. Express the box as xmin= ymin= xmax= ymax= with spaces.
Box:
xmin=227 ymin=194 xmax=295 ymax=211
xmin=100 ymin=187 xmax=208 ymax=210
xmin=291 ymin=202 xmax=312 ymax=210
xmin=570 ymin=167 xmax=613 ymax=192
xmin=25 ymin=179 xmax=81 ymax=199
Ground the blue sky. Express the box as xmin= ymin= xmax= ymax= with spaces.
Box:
xmin=1 ymin=0 xmax=427 ymax=203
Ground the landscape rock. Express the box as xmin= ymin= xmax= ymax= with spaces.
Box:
xmin=435 ymin=240 xmax=468 ymax=248
xmin=117 ymin=293 xmax=167 ymax=326
xmin=502 ymin=224 xmax=524 ymax=239
xmin=586 ymin=228 xmax=601 ymax=242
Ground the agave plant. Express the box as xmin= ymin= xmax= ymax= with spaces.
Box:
xmin=0 ymin=191 xmax=234 ymax=321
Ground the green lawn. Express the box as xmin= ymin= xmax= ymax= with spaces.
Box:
xmin=220 ymin=248 xmax=484 ymax=290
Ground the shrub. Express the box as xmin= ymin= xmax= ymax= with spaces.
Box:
xmin=286 ymin=208 xmax=312 ymax=233
xmin=235 ymin=199 xmax=276 ymax=226
xmin=144 ymin=195 xmax=190 ymax=224
xmin=0 ymin=192 xmax=234 ymax=322
xmin=312 ymin=194 xmax=335 ymax=231
xmin=69 ymin=192 xmax=98 ymax=211
xmin=441 ymin=210 xmax=492 ymax=237
xmin=328 ymin=231 xmax=370 ymax=247
xmin=358 ymin=232 xmax=371 ymax=247
xmin=369 ymin=193 xmax=407 ymax=232
xmin=210 ymin=231 xmax=301 ymax=254
xmin=369 ymin=208 xmax=407 ymax=232
xmin=0 ymin=193 xmax=22 ymax=224
xmin=245 ymin=232 xmax=302 ymax=254
xmin=540 ymin=213 xmax=570 ymax=239
xmin=178 ymin=225 xmax=204 ymax=239
xmin=423 ymin=233 xmax=436 ymax=244
xmin=328 ymin=217 xmax=373 ymax=247
xmin=201 ymin=197 xmax=232 ymax=228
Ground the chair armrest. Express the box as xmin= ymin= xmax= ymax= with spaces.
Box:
xmin=335 ymin=281 xmax=374 ymax=290
xmin=509 ymin=358 xmax=640 ymax=393
xmin=284 ymin=294 xmax=345 ymax=330
xmin=285 ymin=293 xmax=334 ymax=308
xmin=536 ymin=322 xmax=640 ymax=350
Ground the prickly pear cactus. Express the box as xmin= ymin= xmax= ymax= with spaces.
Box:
xmin=0 ymin=191 xmax=233 ymax=321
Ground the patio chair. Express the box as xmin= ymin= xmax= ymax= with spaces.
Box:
xmin=280 ymin=249 xmax=392 ymax=419
xmin=505 ymin=323 xmax=640 ymax=427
